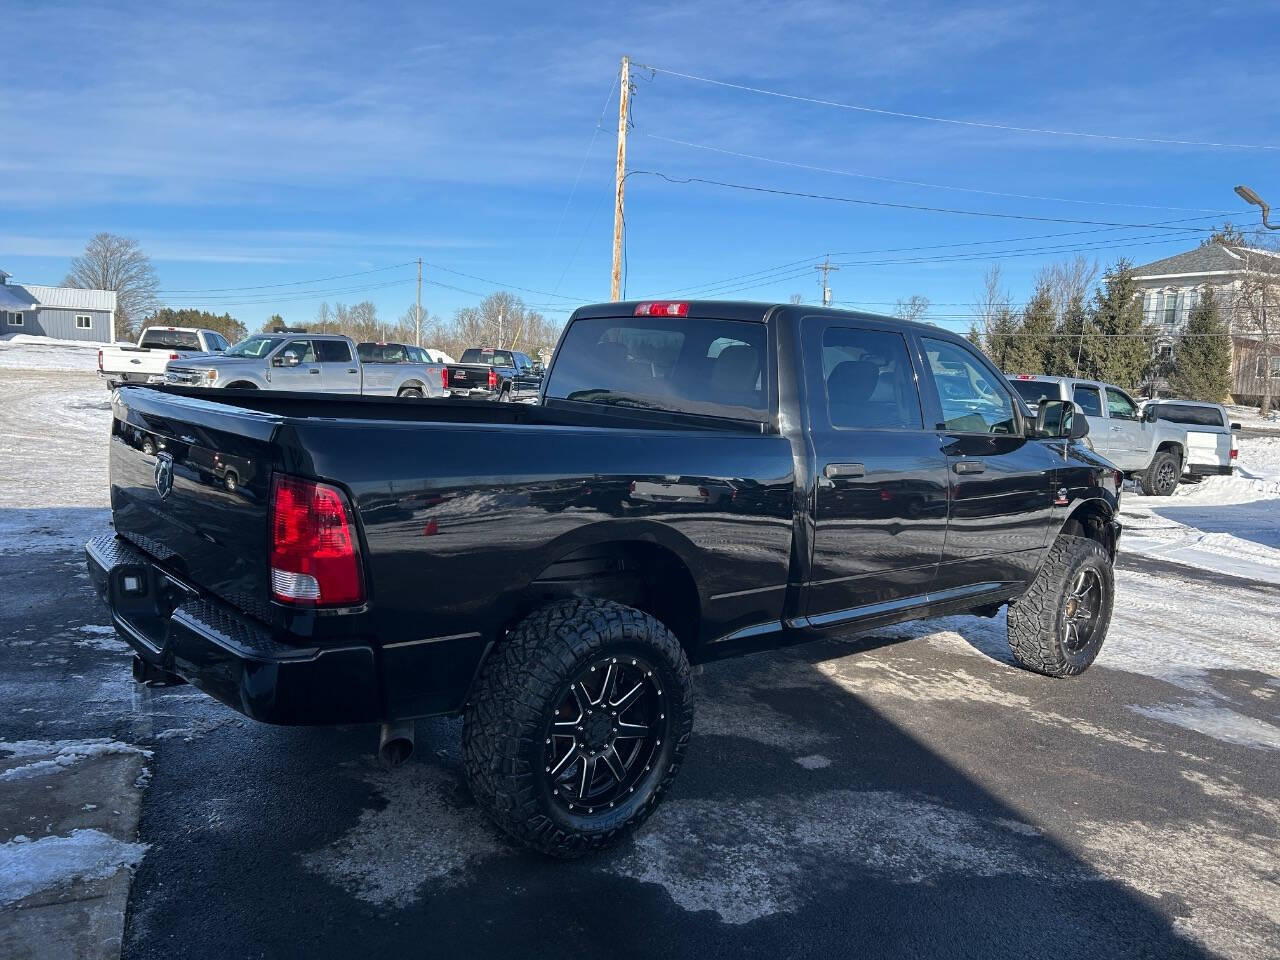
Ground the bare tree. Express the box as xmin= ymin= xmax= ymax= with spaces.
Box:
xmin=789 ymin=293 xmax=804 ymax=305
xmin=1233 ymin=246 xmax=1280 ymax=417
xmin=1045 ymin=256 xmax=1098 ymax=325
xmin=893 ymin=294 xmax=930 ymax=323
xmin=971 ymin=264 xmax=1010 ymax=335
xmin=65 ymin=233 xmax=160 ymax=340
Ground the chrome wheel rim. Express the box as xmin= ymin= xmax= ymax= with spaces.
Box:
xmin=1063 ymin=568 xmax=1103 ymax=653
xmin=543 ymin=654 xmax=667 ymax=814
xmin=1156 ymin=460 xmax=1177 ymax=493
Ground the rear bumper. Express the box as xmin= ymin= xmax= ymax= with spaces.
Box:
xmin=447 ymin=387 xmax=499 ymax=399
xmin=1186 ymin=463 xmax=1234 ymax=478
xmin=85 ymin=534 xmax=380 ymax=725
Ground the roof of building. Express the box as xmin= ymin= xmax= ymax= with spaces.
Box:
xmin=1132 ymin=242 xmax=1280 ymax=278
xmin=19 ymin=284 xmax=117 ymax=312
xmin=0 ymin=284 xmax=39 ymax=311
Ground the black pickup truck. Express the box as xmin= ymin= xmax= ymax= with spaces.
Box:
xmin=443 ymin=346 xmax=541 ymax=400
xmin=87 ymin=300 xmax=1120 ymax=857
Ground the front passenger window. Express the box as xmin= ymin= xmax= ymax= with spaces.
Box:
xmin=921 ymin=338 xmax=1017 ymax=434
xmin=1105 ymin=387 xmax=1139 ymax=421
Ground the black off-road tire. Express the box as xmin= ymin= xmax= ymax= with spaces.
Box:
xmin=1007 ymin=535 xmax=1114 ymax=677
xmin=498 ymin=386 xmax=512 ymax=403
xmin=1141 ymin=450 xmax=1180 ymax=496
xmin=462 ymin=599 xmax=694 ymax=858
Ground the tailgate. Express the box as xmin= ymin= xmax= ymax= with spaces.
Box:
xmin=446 ymin=363 xmax=492 ymax=390
xmin=108 ymin=387 xmax=285 ymax=623
xmin=1186 ymin=430 xmax=1228 ymax=466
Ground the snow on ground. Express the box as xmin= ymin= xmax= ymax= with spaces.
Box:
xmin=0 ymin=367 xmax=112 ymax=553
xmin=1225 ymin=403 xmax=1280 ymax=434
xmin=0 ymin=336 xmax=103 ymax=373
xmin=0 ymin=738 xmax=151 ymax=783
xmin=1119 ymin=435 xmax=1280 ymax=584
xmin=0 ymin=829 xmax=148 ymax=905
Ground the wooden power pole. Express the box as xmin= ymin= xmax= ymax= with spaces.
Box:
xmin=610 ymin=56 xmax=630 ymax=301
xmin=816 ymin=257 xmax=838 ymax=306
xmin=415 ymin=257 xmax=423 ymax=346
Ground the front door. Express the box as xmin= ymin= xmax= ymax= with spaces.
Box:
xmin=1103 ymin=385 xmax=1146 ymax=470
xmin=803 ymin=320 xmax=950 ymax=625
xmin=915 ymin=336 xmax=1060 ymax=596
xmin=269 ymin=339 xmax=321 ymax=390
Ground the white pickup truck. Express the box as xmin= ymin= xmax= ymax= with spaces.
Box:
xmin=98 ymin=327 xmax=229 ymax=388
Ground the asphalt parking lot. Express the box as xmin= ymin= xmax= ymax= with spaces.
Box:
xmin=1 ymin=365 xmax=1278 ymax=960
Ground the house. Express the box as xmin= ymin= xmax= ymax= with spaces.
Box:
xmin=1131 ymin=244 xmax=1280 ymax=403
xmin=0 ymin=269 xmax=118 ymax=343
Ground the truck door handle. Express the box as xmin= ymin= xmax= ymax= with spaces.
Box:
xmin=309 ymin=369 xmax=321 ymax=375
xmin=953 ymin=460 xmax=986 ymax=475
xmin=824 ymin=462 xmax=866 ymax=479
xmin=347 ymin=368 xmax=358 ymax=374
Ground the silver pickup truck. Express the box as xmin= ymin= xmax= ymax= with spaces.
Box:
xmin=165 ymin=333 xmax=446 ymax=397
xmin=1007 ymin=374 xmax=1195 ymax=495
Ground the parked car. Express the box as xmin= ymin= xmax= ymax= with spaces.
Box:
xmin=165 ymin=333 xmax=441 ymax=397
xmin=1007 ymin=374 xmax=1190 ymax=495
xmin=88 ymin=300 xmax=1119 ymax=857
xmin=98 ymin=327 xmax=229 ymax=388
xmin=1139 ymin=399 xmax=1238 ymax=479
xmin=443 ymin=347 xmax=542 ymax=401
xmin=355 ymin=341 xmax=448 ymax=398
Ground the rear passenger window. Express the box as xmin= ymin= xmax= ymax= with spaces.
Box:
xmin=1073 ymin=386 xmax=1103 ymax=417
xmin=821 ymin=328 xmax=922 ymax=429
xmin=1154 ymin=404 xmax=1226 ymax=427
xmin=316 ymin=341 xmax=352 ymax=363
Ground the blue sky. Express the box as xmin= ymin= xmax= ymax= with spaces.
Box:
xmin=5 ymin=0 xmax=1280 ymax=333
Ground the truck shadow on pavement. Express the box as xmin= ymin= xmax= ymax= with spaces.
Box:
xmin=119 ymin=629 xmax=1224 ymax=960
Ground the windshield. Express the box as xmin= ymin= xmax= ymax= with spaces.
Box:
xmin=223 ymin=336 xmax=283 ymax=358
xmin=460 ymin=348 xmax=514 ymax=367
xmin=1009 ymin=379 xmax=1056 ymax=406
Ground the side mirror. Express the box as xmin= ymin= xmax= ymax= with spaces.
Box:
xmin=274 ymin=351 xmax=301 ymax=368
xmin=531 ymin=363 xmax=544 ymax=376
xmin=1141 ymin=405 xmax=1157 ymax=423
xmin=1231 ymin=422 xmax=1241 ymax=432
xmin=1036 ymin=399 xmax=1090 ymax=440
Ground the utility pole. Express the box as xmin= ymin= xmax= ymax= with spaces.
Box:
xmin=816 ymin=257 xmax=838 ymax=307
xmin=610 ymin=56 xmax=631 ymax=301
xmin=415 ymin=257 xmax=423 ymax=347
xmin=498 ymin=309 xmax=505 ymax=348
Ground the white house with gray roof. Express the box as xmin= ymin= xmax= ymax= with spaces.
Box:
xmin=1132 ymin=243 xmax=1280 ymax=402
xmin=0 ymin=269 xmax=118 ymax=343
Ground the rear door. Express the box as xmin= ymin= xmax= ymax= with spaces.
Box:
xmin=269 ymin=339 xmax=321 ymax=390
xmin=803 ymin=320 xmax=949 ymax=624
xmin=318 ymin=339 xmax=361 ymax=393
xmin=916 ymin=336 xmax=1059 ymax=595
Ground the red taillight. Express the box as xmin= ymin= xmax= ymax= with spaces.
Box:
xmin=97 ymin=349 xmax=103 ymax=372
xmin=168 ymin=353 xmax=180 ymax=361
xmin=488 ymin=368 xmax=499 ymax=389
xmin=441 ymin=366 xmax=449 ymax=390
xmin=634 ymin=301 xmax=689 ymax=317
xmin=1230 ymin=447 xmax=1238 ymax=459
xmin=268 ymin=474 xmax=364 ymax=606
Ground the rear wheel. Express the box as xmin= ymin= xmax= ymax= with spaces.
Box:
xmin=1007 ymin=535 xmax=1113 ymax=677
xmin=498 ymin=386 xmax=511 ymax=402
xmin=398 ymin=386 xmax=424 ymax=399
xmin=1141 ymin=450 xmax=1179 ymax=496
xmin=462 ymin=599 xmax=694 ymax=858
xmin=223 ymin=471 xmax=239 ymax=493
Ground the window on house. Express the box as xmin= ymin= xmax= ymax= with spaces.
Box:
xmin=1257 ymin=356 xmax=1280 ymax=379
xmin=7 ymin=312 xmax=22 ymax=326
xmin=76 ymin=315 xmax=92 ymax=329
xmin=1162 ymin=291 xmax=1178 ymax=325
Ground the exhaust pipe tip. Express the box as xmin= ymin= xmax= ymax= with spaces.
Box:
xmin=378 ymin=720 xmax=416 ymax=768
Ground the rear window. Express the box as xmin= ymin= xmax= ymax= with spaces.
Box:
xmin=1152 ymin=404 xmax=1226 ymax=427
xmin=547 ymin=316 xmax=769 ymax=422
xmin=1009 ymin=379 xmax=1057 ymax=406
xmin=460 ymin=349 xmax=514 ymax=367
xmin=357 ymin=342 xmax=405 ymax=363
xmin=141 ymin=329 xmax=201 ymax=350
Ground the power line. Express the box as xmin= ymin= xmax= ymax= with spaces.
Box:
xmin=420 ymin=260 xmax=584 ymax=302
xmin=643 ymin=133 xmax=1231 ymax=213
xmin=628 ymin=169 xmax=1235 ymax=231
xmin=636 ymin=63 xmax=1280 ymax=151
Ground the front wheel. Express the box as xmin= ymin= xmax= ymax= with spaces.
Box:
xmin=462 ymin=599 xmax=694 ymax=858
xmin=1007 ymin=535 xmax=1114 ymax=677
xmin=1141 ymin=451 xmax=1180 ymax=496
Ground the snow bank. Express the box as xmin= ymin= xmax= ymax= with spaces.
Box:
xmin=1237 ymin=435 xmax=1280 ymax=481
xmin=0 ymin=738 xmax=152 ymax=782
xmin=0 ymin=829 xmax=148 ymax=905
xmin=0 ymin=337 xmax=102 ymax=372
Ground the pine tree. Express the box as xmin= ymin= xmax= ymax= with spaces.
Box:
xmin=1085 ymin=260 xmax=1153 ymax=391
xmin=981 ymin=306 xmax=1021 ymax=370
xmin=1003 ymin=277 xmax=1056 ymax=374
xmin=1048 ymin=292 xmax=1088 ymax=376
xmin=1168 ymin=287 xmax=1231 ymax=401
xmin=966 ymin=323 xmax=983 ymax=349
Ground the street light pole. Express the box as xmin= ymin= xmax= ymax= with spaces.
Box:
xmin=1235 ymin=184 xmax=1279 ymax=230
